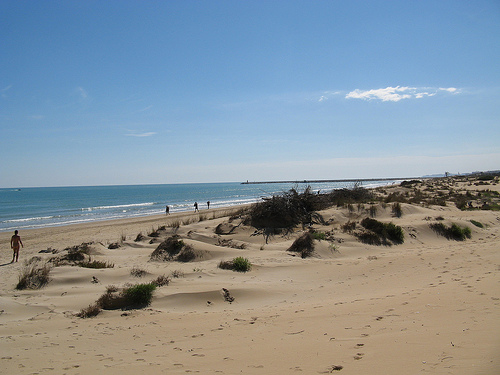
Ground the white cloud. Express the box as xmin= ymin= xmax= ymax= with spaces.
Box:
xmin=346 ymin=86 xmax=459 ymax=102
xmin=125 ymin=131 xmax=157 ymax=137
xmin=1 ymin=85 xmax=12 ymax=98
xmin=76 ymin=86 xmax=88 ymax=99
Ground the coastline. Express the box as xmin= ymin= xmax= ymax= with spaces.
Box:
xmin=0 ymin=176 xmax=499 ymax=374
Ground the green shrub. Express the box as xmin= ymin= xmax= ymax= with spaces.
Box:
xmin=430 ymin=222 xmax=471 ymax=241
xmin=232 ymin=257 xmax=252 ymax=272
xmin=218 ymin=257 xmax=252 ymax=272
xmin=311 ymin=231 xmax=326 ymax=241
xmin=358 ymin=218 xmax=404 ymax=245
xmin=123 ymin=283 xmax=156 ymax=307
xmin=470 ymin=219 xmax=483 ymax=228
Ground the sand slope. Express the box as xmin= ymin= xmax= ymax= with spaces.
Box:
xmin=0 ymin=182 xmax=499 ymax=374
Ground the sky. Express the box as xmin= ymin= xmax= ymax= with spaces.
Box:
xmin=1 ymin=0 xmax=499 ymax=188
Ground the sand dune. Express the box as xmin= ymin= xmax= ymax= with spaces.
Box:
xmin=0 ymin=178 xmax=499 ymax=374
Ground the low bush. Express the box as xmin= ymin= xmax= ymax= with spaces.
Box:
xmin=392 ymin=202 xmax=403 ymax=218
xmin=232 ymin=257 xmax=252 ymax=272
xmin=341 ymin=221 xmax=356 ymax=233
xmin=76 ymin=303 xmax=101 ymax=318
xmin=287 ymin=232 xmax=315 ymax=258
xmin=95 ymin=283 xmax=156 ymax=311
xmin=130 ymin=267 xmax=148 ymax=277
xmin=16 ymin=260 xmax=51 ymax=290
xmin=218 ymin=257 xmax=252 ymax=272
xmin=150 ymin=235 xmax=185 ymax=261
xmin=470 ymin=219 xmax=483 ymax=228
xmin=175 ymin=245 xmax=198 ymax=262
xmin=134 ymin=232 xmax=146 ymax=242
xmin=150 ymin=275 xmax=171 ymax=287
xmin=123 ymin=283 xmax=156 ymax=307
xmin=311 ymin=231 xmax=327 ymax=241
xmin=357 ymin=218 xmax=404 ymax=245
xmin=429 ymin=222 xmax=472 ymax=241
xmin=79 ymin=259 xmax=114 ymax=269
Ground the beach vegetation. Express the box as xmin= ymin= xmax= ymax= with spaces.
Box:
xmin=469 ymin=219 xmax=484 ymax=228
xmin=108 ymin=242 xmax=121 ymax=249
xmin=287 ymin=232 xmax=315 ymax=258
xmin=392 ymin=202 xmax=403 ymax=217
xmin=95 ymin=283 xmax=156 ymax=311
xmin=168 ymin=220 xmax=181 ymax=229
xmin=175 ymin=245 xmax=200 ymax=262
xmin=150 ymin=274 xmax=171 ymax=287
xmin=150 ymin=235 xmax=185 ymax=261
xmin=123 ymin=283 xmax=156 ymax=307
xmin=341 ymin=221 xmax=356 ymax=233
xmin=218 ymin=257 xmax=252 ymax=272
xmin=368 ymin=204 xmax=377 ymax=217
xmin=16 ymin=260 xmax=51 ymax=290
xmin=76 ymin=303 xmax=101 ymax=318
xmin=216 ymin=237 xmax=247 ymax=249
xmin=130 ymin=267 xmax=148 ymax=277
xmin=429 ymin=222 xmax=472 ymax=241
xmin=79 ymin=259 xmax=114 ymax=269
xmin=356 ymin=218 xmax=404 ymax=245
xmin=170 ymin=269 xmax=185 ymax=278
xmin=311 ymin=231 xmax=327 ymax=241
xmin=134 ymin=232 xmax=146 ymax=242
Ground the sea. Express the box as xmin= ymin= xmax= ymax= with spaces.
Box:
xmin=0 ymin=180 xmax=403 ymax=232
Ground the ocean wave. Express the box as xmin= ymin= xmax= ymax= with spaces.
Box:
xmin=82 ymin=202 xmax=156 ymax=211
xmin=2 ymin=215 xmax=60 ymax=223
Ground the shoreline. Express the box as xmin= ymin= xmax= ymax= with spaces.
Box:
xmin=0 ymin=205 xmax=249 ymax=252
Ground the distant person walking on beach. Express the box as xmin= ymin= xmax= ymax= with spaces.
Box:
xmin=194 ymin=202 xmax=199 ymax=212
xmin=166 ymin=205 xmax=170 ymax=215
xmin=10 ymin=230 xmax=23 ymax=263
xmin=207 ymin=201 xmax=210 ymax=209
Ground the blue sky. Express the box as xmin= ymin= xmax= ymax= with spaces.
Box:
xmin=1 ymin=0 xmax=499 ymax=187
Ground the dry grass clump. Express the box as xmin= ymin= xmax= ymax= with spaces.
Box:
xmin=216 ymin=238 xmax=246 ymax=249
xmin=134 ymin=232 xmax=146 ymax=242
xmin=150 ymin=235 xmax=201 ymax=262
xmin=175 ymin=245 xmax=199 ymax=262
xmin=50 ymin=242 xmax=94 ymax=266
xmin=150 ymin=274 xmax=171 ymax=287
xmin=341 ymin=221 xmax=356 ymax=233
xmin=76 ymin=303 xmax=101 ymax=318
xmin=287 ymin=232 xmax=315 ymax=258
xmin=79 ymin=259 xmax=114 ymax=269
xmin=150 ymin=235 xmax=185 ymax=261
xmin=130 ymin=267 xmax=148 ymax=277
xmin=16 ymin=259 xmax=51 ymax=290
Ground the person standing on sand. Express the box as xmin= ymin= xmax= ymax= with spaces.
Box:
xmin=207 ymin=201 xmax=210 ymax=209
xmin=11 ymin=230 xmax=23 ymax=263
xmin=194 ymin=202 xmax=199 ymax=212
xmin=166 ymin=205 xmax=170 ymax=215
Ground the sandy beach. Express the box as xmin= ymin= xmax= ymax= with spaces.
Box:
xmin=0 ymin=176 xmax=499 ymax=375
